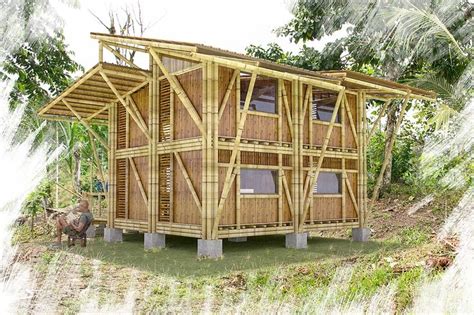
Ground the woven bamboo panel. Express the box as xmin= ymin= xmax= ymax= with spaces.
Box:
xmin=117 ymin=103 xmax=127 ymax=149
xmin=116 ymin=158 xmax=127 ymax=219
xmin=159 ymin=80 xmax=171 ymax=141
xmin=282 ymin=154 xmax=292 ymax=167
xmin=159 ymin=154 xmax=171 ymax=222
xmin=241 ymin=151 xmax=278 ymax=166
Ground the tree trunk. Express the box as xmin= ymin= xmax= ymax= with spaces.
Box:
xmin=73 ymin=143 xmax=82 ymax=194
xmin=380 ymin=102 xmax=399 ymax=196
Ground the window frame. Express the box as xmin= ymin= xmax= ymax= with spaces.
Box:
xmin=240 ymin=74 xmax=278 ymax=115
xmin=239 ymin=168 xmax=279 ymax=195
xmin=313 ymin=171 xmax=342 ymax=195
xmin=311 ymin=93 xmax=341 ymax=123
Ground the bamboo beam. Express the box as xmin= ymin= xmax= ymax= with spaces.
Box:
xmin=149 ymin=48 xmax=205 ymax=135
xmin=174 ymin=152 xmax=202 ymax=213
xmin=99 ymin=70 xmax=152 ymax=142
xmin=344 ymin=175 xmax=359 ymax=216
xmin=212 ymin=72 xmax=257 ymax=237
xmin=62 ymin=98 xmax=109 ymax=150
xmin=343 ymin=94 xmax=359 ymax=148
xmin=301 ymin=85 xmax=312 ymax=122
xmin=53 ymin=182 xmax=82 ymax=198
xmin=38 ymin=66 xmax=101 ymax=115
xmin=282 ymin=170 xmax=294 ymax=218
xmin=155 ymin=49 xmax=344 ymax=92
xmin=128 ymin=157 xmax=148 ymax=206
xmin=371 ymin=94 xmax=410 ymax=202
xmin=218 ymin=69 xmax=238 ymax=120
xmin=367 ymin=99 xmax=391 ymax=140
xmin=103 ymin=42 xmax=144 ymax=72
xmin=300 ymin=89 xmax=345 ymax=230
xmin=126 ymin=94 xmax=151 ymax=137
xmin=85 ymin=103 xmax=110 ymax=121
xmin=91 ymin=33 xmax=198 ymax=52
xmin=101 ymin=40 xmax=148 ymax=53
xmin=280 ymin=79 xmax=294 ymax=139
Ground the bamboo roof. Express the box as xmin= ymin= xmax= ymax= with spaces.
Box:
xmin=38 ymin=62 xmax=150 ymax=125
xmin=38 ymin=33 xmax=436 ymax=125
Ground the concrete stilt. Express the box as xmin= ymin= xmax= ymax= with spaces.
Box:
xmin=144 ymin=233 xmax=166 ymax=250
xmin=228 ymin=237 xmax=247 ymax=242
xmin=197 ymin=239 xmax=223 ymax=258
xmin=352 ymin=228 xmax=370 ymax=242
xmin=285 ymin=232 xmax=307 ymax=249
xmin=104 ymin=228 xmax=123 ymax=243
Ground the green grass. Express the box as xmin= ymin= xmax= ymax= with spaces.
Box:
xmin=59 ymin=233 xmax=395 ymax=278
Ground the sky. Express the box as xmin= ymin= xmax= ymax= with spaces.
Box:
xmin=52 ymin=0 xmax=346 ymax=69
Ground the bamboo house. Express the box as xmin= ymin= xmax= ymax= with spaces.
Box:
xmin=38 ymin=33 xmax=436 ymax=258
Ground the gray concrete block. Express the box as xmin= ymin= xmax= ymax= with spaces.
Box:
xmin=197 ymin=239 xmax=223 ymax=258
xmin=104 ymin=228 xmax=123 ymax=243
xmin=285 ymin=232 xmax=308 ymax=249
xmin=228 ymin=237 xmax=247 ymax=242
xmin=352 ymin=227 xmax=370 ymax=242
xmin=86 ymin=225 xmax=96 ymax=238
xmin=144 ymin=233 xmax=166 ymax=250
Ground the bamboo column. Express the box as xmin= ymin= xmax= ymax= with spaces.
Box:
xmin=107 ymin=102 xmax=117 ymax=228
xmin=362 ymin=92 xmax=368 ymax=226
xmin=357 ymin=92 xmax=363 ymax=227
xmin=147 ymin=52 xmax=159 ymax=232
xmin=201 ymin=61 xmax=208 ymax=239
xmin=341 ymin=95 xmax=346 ymax=222
xmin=292 ymin=80 xmax=302 ymax=232
xmin=202 ymin=62 xmax=219 ymax=239
xmin=235 ymin=71 xmax=241 ymax=229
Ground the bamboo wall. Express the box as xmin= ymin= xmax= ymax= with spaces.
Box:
xmin=108 ymin=52 xmax=364 ymax=239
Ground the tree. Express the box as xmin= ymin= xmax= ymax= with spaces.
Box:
xmin=252 ymin=0 xmax=472 ymax=198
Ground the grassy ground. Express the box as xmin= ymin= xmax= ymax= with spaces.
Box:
xmin=13 ymin=188 xmax=461 ymax=313
xmin=63 ymin=233 xmax=393 ymax=277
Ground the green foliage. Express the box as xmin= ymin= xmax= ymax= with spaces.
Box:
xmin=395 ymin=267 xmax=424 ymax=310
xmin=23 ymin=181 xmax=51 ymax=217
xmin=393 ymin=227 xmax=430 ymax=246
xmin=345 ymin=265 xmax=394 ymax=299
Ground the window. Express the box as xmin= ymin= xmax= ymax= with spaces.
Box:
xmin=312 ymin=93 xmax=340 ymax=122
xmin=240 ymin=169 xmax=278 ymax=194
xmin=240 ymin=74 xmax=277 ymax=114
xmin=313 ymin=172 xmax=341 ymax=194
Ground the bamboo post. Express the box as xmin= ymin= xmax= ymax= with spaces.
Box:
xmin=341 ymin=95 xmax=346 ymax=222
xmin=148 ymin=53 xmax=159 ymax=232
xmin=235 ymin=70 xmax=241 ymax=229
xmin=292 ymin=79 xmax=302 ymax=232
xmin=362 ymin=92 xmax=368 ymax=225
xmin=278 ymin=79 xmax=283 ymax=226
xmin=201 ymin=61 xmax=208 ymax=239
xmin=107 ymin=102 xmax=117 ymax=228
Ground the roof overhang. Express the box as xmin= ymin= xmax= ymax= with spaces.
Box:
xmin=38 ymin=62 xmax=150 ymax=125
xmin=318 ymin=70 xmax=436 ymax=102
